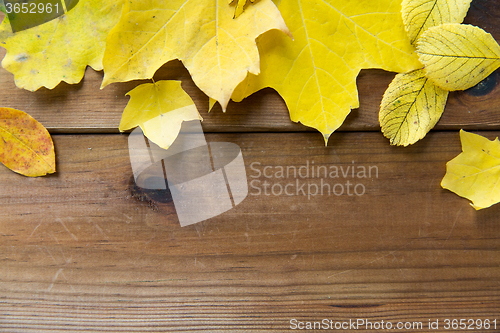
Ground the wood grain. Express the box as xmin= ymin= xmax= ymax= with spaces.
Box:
xmin=1 ymin=1 xmax=500 ymax=331
xmin=1 ymin=132 xmax=499 ymax=331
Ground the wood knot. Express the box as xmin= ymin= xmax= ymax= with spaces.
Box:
xmin=465 ymin=70 xmax=498 ymax=96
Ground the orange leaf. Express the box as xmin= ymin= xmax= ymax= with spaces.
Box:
xmin=0 ymin=107 xmax=56 ymax=177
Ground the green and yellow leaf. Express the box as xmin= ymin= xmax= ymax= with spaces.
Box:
xmin=119 ymin=81 xmax=202 ymax=150
xmin=0 ymin=0 xmax=123 ymax=91
xmin=380 ymin=69 xmax=448 ymax=146
xmin=232 ymin=0 xmax=421 ymax=144
xmin=441 ymin=130 xmax=500 ymax=210
xmin=0 ymin=107 xmax=55 ymax=177
xmin=402 ymin=0 xmax=472 ymax=44
xmin=101 ymin=0 xmax=289 ymax=111
xmin=417 ymin=23 xmax=500 ymax=91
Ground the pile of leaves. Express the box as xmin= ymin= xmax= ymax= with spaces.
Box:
xmin=0 ymin=0 xmax=499 ymax=210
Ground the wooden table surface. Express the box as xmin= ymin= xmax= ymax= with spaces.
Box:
xmin=1 ymin=1 xmax=500 ymax=332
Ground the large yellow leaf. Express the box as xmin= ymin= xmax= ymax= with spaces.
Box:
xmin=0 ymin=107 xmax=55 ymax=177
xmin=401 ymin=0 xmax=471 ymax=44
xmin=232 ymin=0 xmax=421 ymax=144
xmin=417 ymin=23 xmax=500 ymax=91
xmin=101 ymin=0 xmax=289 ymax=111
xmin=119 ymin=81 xmax=201 ymax=150
xmin=379 ymin=69 xmax=448 ymax=146
xmin=0 ymin=0 xmax=123 ymax=91
xmin=441 ymin=130 xmax=500 ymax=210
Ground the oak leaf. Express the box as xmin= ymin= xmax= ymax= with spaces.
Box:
xmin=101 ymin=0 xmax=289 ymax=111
xmin=119 ymin=81 xmax=202 ymax=150
xmin=232 ymin=0 xmax=421 ymax=143
xmin=402 ymin=0 xmax=472 ymax=44
xmin=379 ymin=69 xmax=448 ymax=146
xmin=441 ymin=130 xmax=500 ymax=210
xmin=417 ymin=23 xmax=500 ymax=91
xmin=0 ymin=0 xmax=123 ymax=91
xmin=0 ymin=107 xmax=55 ymax=177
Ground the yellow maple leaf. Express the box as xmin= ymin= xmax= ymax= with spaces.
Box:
xmin=232 ymin=0 xmax=421 ymax=144
xmin=119 ymin=81 xmax=202 ymax=150
xmin=442 ymin=130 xmax=500 ymax=210
xmin=402 ymin=0 xmax=472 ymax=44
xmin=0 ymin=0 xmax=123 ymax=91
xmin=417 ymin=23 xmax=500 ymax=91
xmin=379 ymin=69 xmax=448 ymax=146
xmin=0 ymin=107 xmax=55 ymax=177
xmin=229 ymin=0 xmax=255 ymax=18
xmin=101 ymin=0 xmax=289 ymax=112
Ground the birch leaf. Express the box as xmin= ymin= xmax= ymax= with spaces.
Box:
xmin=232 ymin=0 xmax=421 ymax=144
xmin=441 ymin=130 xmax=500 ymax=210
xmin=0 ymin=107 xmax=55 ymax=177
xmin=417 ymin=23 xmax=500 ymax=91
xmin=402 ymin=0 xmax=472 ymax=44
xmin=0 ymin=0 xmax=123 ymax=91
xmin=101 ymin=0 xmax=289 ymax=111
xmin=119 ymin=81 xmax=201 ymax=150
xmin=380 ymin=69 xmax=448 ymax=146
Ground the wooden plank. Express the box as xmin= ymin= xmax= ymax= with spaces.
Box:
xmin=1 ymin=53 xmax=500 ymax=134
xmin=1 ymin=132 xmax=499 ymax=331
xmin=1 ymin=1 xmax=500 ymax=134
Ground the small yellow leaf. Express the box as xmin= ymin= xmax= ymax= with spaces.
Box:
xmin=232 ymin=0 xmax=421 ymax=144
xmin=119 ymin=81 xmax=202 ymax=150
xmin=208 ymin=97 xmax=218 ymax=112
xmin=402 ymin=0 xmax=472 ymax=44
xmin=0 ymin=107 xmax=55 ymax=177
xmin=380 ymin=69 xmax=448 ymax=146
xmin=101 ymin=0 xmax=289 ymax=111
xmin=229 ymin=0 xmax=255 ymax=18
xmin=417 ymin=23 xmax=500 ymax=91
xmin=0 ymin=0 xmax=123 ymax=91
xmin=441 ymin=130 xmax=500 ymax=210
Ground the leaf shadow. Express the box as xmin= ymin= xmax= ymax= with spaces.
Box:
xmin=472 ymin=203 xmax=500 ymax=241
xmin=474 ymin=202 xmax=500 ymax=224
xmin=30 ymin=77 xmax=85 ymax=106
